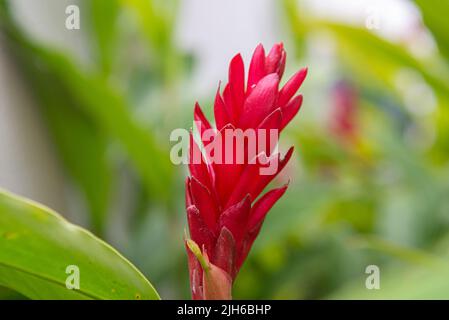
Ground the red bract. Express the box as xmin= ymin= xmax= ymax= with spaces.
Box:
xmin=185 ymin=43 xmax=307 ymax=299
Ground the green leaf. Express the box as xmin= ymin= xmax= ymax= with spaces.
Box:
xmin=121 ymin=0 xmax=175 ymax=54
xmin=283 ymin=1 xmax=449 ymax=100
xmin=331 ymin=263 xmax=449 ymax=299
xmin=122 ymin=0 xmax=182 ymax=83
xmin=86 ymin=0 xmax=120 ymax=75
xmin=415 ymin=0 xmax=449 ymax=62
xmin=348 ymin=236 xmax=442 ymax=266
xmin=54 ymin=61 xmax=173 ymax=200
xmin=42 ymin=91 xmax=113 ymax=235
xmin=21 ymin=59 xmax=113 ymax=235
xmin=0 ymin=189 xmax=160 ymax=300
xmin=281 ymin=0 xmax=308 ymax=57
xmin=0 ymin=286 xmax=26 ymax=300
xmin=0 ymin=9 xmax=113 ymax=234
xmin=318 ymin=22 xmax=449 ymax=101
xmin=0 ymin=8 xmax=173 ymax=202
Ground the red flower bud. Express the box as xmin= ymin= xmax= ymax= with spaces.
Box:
xmin=329 ymin=80 xmax=358 ymax=142
xmin=185 ymin=43 xmax=307 ymax=299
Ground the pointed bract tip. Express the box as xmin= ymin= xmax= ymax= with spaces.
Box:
xmin=283 ymin=146 xmax=295 ymax=162
xmin=302 ymin=67 xmax=308 ymax=76
xmin=231 ymin=52 xmax=243 ymax=61
xmin=272 ymin=42 xmax=284 ymax=51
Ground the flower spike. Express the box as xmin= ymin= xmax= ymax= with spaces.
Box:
xmin=185 ymin=43 xmax=307 ymax=299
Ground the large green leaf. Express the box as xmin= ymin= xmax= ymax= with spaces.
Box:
xmin=0 ymin=189 xmax=160 ymax=300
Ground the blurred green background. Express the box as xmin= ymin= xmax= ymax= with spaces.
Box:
xmin=1 ymin=0 xmax=449 ymax=299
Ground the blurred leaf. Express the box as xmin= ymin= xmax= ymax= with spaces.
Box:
xmin=38 ymin=80 xmax=112 ymax=234
xmin=0 ymin=6 xmax=173 ymax=202
xmin=1 ymin=1 xmax=112 ymax=233
xmin=282 ymin=0 xmax=307 ymax=57
xmin=121 ymin=0 xmax=175 ymax=54
xmin=87 ymin=0 xmax=120 ymax=75
xmin=349 ymin=236 xmax=442 ymax=266
xmin=332 ymin=262 xmax=449 ymax=299
xmin=121 ymin=0 xmax=182 ymax=83
xmin=415 ymin=0 xmax=449 ymax=62
xmin=320 ymin=22 xmax=449 ymax=101
xmin=39 ymin=50 xmax=173 ymax=200
xmin=0 ymin=189 xmax=160 ymax=299
xmin=284 ymin=1 xmax=449 ymax=99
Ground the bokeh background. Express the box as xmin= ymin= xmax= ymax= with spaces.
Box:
xmin=1 ymin=0 xmax=449 ymax=299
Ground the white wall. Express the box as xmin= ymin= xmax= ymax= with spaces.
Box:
xmin=0 ymin=41 xmax=67 ymax=213
xmin=0 ymin=0 xmax=85 ymax=215
xmin=176 ymin=0 xmax=280 ymax=94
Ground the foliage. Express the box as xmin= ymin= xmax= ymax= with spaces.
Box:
xmin=1 ymin=0 xmax=449 ymax=299
xmin=0 ymin=189 xmax=159 ymax=299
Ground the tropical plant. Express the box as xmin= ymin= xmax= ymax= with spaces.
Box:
xmin=1 ymin=0 xmax=449 ymax=300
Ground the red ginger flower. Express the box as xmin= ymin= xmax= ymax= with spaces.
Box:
xmin=185 ymin=43 xmax=307 ymax=299
xmin=330 ymin=80 xmax=358 ymax=142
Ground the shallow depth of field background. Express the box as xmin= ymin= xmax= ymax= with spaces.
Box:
xmin=2 ymin=0 xmax=449 ymax=299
